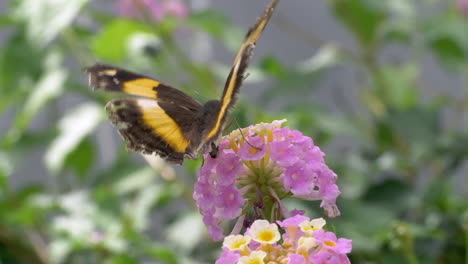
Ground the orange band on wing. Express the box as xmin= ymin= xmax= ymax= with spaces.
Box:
xmin=123 ymin=78 xmax=160 ymax=99
xmin=139 ymin=100 xmax=189 ymax=153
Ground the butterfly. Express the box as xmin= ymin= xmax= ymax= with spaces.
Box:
xmin=85 ymin=0 xmax=279 ymax=164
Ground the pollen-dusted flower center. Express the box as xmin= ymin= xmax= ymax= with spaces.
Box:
xmin=249 ymin=147 xmax=258 ymax=154
xmin=324 ymin=240 xmax=336 ymax=247
xmin=223 ymin=234 xmax=251 ymax=252
xmin=242 ymin=255 xmax=264 ymax=264
xmin=258 ymin=230 xmax=275 ymax=242
xmin=246 ymin=259 xmax=262 ymax=264
xmin=303 ymin=226 xmax=318 ymax=232
xmin=232 ymin=241 xmax=245 ymax=249
xmin=238 ymin=250 xmax=267 ymax=264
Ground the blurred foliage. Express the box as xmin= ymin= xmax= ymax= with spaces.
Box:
xmin=0 ymin=0 xmax=467 ymax=263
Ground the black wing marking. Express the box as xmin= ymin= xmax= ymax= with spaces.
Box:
xmin=85 ymin=63 xmax=202 ymax=111
xmin=106 ymin=98 xmax=201 ymax=164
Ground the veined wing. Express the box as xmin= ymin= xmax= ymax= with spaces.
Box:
xmin=206 ymin=0 xmax=279 ymax=139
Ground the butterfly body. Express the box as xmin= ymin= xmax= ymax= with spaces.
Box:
xmin=86 ymin=0 xmax=278 ymax=164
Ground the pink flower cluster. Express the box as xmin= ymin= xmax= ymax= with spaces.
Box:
xmin=216 ymin=215 xmax=352 ymax=264
xmin=119 ymin=0 xmax=188 ymax=21
xmin=193 ymin=120 xmax=341 ymax=241
xmin=458 ymin=0 xmax=468 ymax=15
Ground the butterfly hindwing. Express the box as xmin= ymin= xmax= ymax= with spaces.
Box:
xmin=106 ymin=98 xmax=201 ymax=164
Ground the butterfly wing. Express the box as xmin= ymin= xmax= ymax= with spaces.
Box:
xmin=85 ymin=64 xmax=202 ymax=111
xmin=106 ymin=98 xmax=201 ymax=164
xmin=205 ymin=0 xmax=279 ymax=140
xmin=85 ymin=64 xmax=204 ymax=164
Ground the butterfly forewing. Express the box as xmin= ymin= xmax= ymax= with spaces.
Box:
xmin=205 ymin=0 xmax=279 ymax=140
xmin=85 ymin=64 xmax=202 ymax=110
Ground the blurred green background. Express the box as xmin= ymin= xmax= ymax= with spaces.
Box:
xmin=0 ymin=0 xmax=467 ymax=263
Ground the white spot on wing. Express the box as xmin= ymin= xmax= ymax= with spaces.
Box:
xmin=137 ymin=99 xmax=159 ymax=109
xmin=98 ymin=69 xmax=117 ymax=76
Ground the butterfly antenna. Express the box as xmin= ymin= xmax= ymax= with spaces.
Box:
xmin=223 ymin=118 xmax=236 ymax=134
xmin=233 ymin=118 xmax=262 ymax=151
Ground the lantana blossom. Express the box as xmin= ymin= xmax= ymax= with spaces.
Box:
xmin=193 ymin=120 xmax=341 ymax=241
xmin=216 ymin=217 xmax=352 ymax=264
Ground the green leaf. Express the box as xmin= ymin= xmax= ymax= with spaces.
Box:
xmin=63 ymin=138 xmax=96 ymax=179
xmin=2 ymin=186 xmax=46 ymax=225
xmin=148 ymin=244 xmax=179 ymax=264
xmin=0 ymin=14 xmax=15 ymax=27
xmin=330 ymin=0 xmax=386 ymax=47
xmin=13 ymin=0 xmax=88 ymax=47
xmin=430 ymin=36 xmax=466 ymax=69
xmin=380 ymin=0 xmax=416 ymax=44
xmin=378 ymin=64 xmax=419 ymax=110
xmin=92 ymin=19 xmax=153 ymax=62
xmin=45 ymin=103 xmax=105 ymax=174
xmin=105 ymin=255 xmax=139 ymax=264
xmin=423 ymin=17 xmax=468 ymax=69
xmin=259 ymin=55 xmax=287 ymax=78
